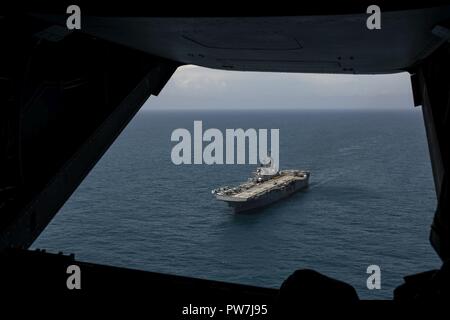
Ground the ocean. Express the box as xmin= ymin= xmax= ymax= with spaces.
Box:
xmin=32 ymin=109 xmax=441 ymax=299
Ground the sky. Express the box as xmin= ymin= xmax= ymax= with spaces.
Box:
xmin=143 ymin=65 xmax=415 ymax=111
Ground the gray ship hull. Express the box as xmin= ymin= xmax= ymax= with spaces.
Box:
xmin=218 ymin=177 xmax=309 ymax=213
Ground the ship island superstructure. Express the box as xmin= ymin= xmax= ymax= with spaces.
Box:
xmin=212 ymin=160 xmax=310 ymax=213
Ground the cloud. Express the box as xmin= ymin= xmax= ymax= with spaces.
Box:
xmin=145 ymin=65 xmax=413 ymax=110
xmin=172 ymin=66 xmax=229 ymax=91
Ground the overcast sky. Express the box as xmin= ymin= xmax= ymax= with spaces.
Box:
xmin=143 ymin=65 xmax=414 ymax=111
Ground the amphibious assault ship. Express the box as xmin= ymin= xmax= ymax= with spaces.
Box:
xmin=212 ymin=160 xmax=310 ymax=213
